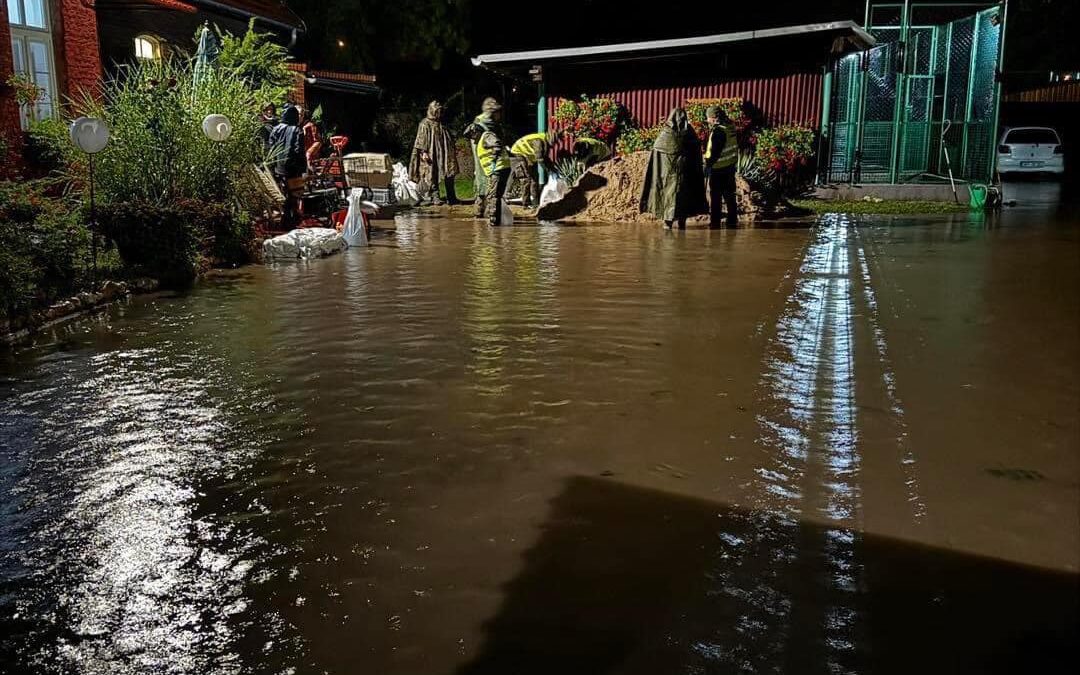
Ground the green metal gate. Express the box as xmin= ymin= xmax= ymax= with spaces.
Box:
xmin=821 ymin=2 xmax=1006 ymax=185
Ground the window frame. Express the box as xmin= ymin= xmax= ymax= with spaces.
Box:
xmin=8 ymin=0 xmax=58 ymax=129
xmin=134 ymin=34 xmax=163 ymax=61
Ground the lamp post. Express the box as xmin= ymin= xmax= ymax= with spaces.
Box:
xmin=202 ymin=114 xmax=232 ymax=208
xmin=69 ymin=117 xmax=110 ymax=283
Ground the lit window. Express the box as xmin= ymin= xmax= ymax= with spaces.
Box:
xmin=134 ymin=35 xmax=162 ymax=61
xmin=7 ymin=0 xmax=55 ymax=128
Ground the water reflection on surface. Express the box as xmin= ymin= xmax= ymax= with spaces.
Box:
xmin=2 ymin=214 xmax=1078 ymax=674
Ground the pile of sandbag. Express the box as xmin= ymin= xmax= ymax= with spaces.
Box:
xmin=263 ymin=228 xmax=347 ymax=261
xmin=536 ymin=151 xmax=806 ymax=223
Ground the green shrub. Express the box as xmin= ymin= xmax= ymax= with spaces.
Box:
xmin=0 ymin=221 xmax=38 ymax=317
xmin=68 ymin=58 xmax=263 ymax=206
xmin=754 ymin=123 xmax=816 ymax=192
xmin=98 ymin=199 xmax=230 ymax=286
xmin=554 ymin=157 xmax=584 ymax=185
xmin=210 ymin=211 xmax=257 ymax=267
xmin=216 ymin=19 xmax=294 ymax=108
xmin=552 ymin=95 xmax=628 ymax=143
xmin=26 ymin=117 xmax=76 ymax=177
xmin=0 ymin=181 xmax=93 ymax=317
xmin=616 ymin=123 xmax=663 ymax=155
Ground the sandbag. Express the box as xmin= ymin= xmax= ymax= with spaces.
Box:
xmin=263 ymin=228 xmax=346 ymax=260
xmin=342 ymin=188 xmax=370 ymax=247
xmin=391 ymin=162 xmax=420 ymax=206
xmin=539 ymin=174 xmax=569 ymax=207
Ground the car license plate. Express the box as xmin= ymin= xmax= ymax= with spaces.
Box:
xmin=1021 ymin=161 xmax=1043 ymax=167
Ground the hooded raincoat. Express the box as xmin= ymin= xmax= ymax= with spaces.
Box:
xmin=268 ymin=105 xmax=305 ymax=179
xmin=409 ymin=101 xmax=459 ymax=193
xmin=640 ymin=108 xmax=708 ymax=222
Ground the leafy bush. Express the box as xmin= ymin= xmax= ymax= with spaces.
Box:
xmin=26 ymin=117 xmax=75 ymax=176
xmin=754 ymin=123 xmax=816 ymax=178
xmin=685 ymin=98 xmax=752 ymax=147
xmin=616 ymin=122 xmax=663 ymax=154
xmin=97 ymin=199 xmax=231 ymax=286
xmin=6 ymin=72 xmax=43 ymax=106
xmin=0 ymin=181 xmax=93 ymax=317
xmin=554 ymin=157 xmax=584 ymax=185
xmin=553 ymin=95 xmax=628 ymax=143
xmin=216 ymin=19 xmax=294 ymax=108
xmin=68 ymin=58 xmax=262 ymax=206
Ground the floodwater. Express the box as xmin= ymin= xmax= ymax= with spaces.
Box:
xmin=1 ymin=195 xmax=1078 ymax=674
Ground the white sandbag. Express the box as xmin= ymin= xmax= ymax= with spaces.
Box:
xmin=263 ymin=228 xmax=346 ymax=260
xmin=391 ymin=162 xmax=420 ymax=206
xmin=342 ymin=188 xmax=370 ymax=247
xmin=500 ymin=201 xmax=514 ymax=227
xmin=539 ymin=174 xmax=569 ymax=207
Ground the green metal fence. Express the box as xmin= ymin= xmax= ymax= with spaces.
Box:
xmin=821 ymin=2 xmax=1006 ymax=185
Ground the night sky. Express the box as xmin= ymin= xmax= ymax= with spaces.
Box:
xmin=284 ymin=0 xmax=1077 ymax=88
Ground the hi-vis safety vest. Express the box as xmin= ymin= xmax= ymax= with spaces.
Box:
xmin=511 ymin=133 xmax=547 ymax=164
xmin=576 ymin=137 xmax=611 ymax=162
xmin=477 ymin=131 xmax=511 ymax=176
xmin=707 ymin=123 xmax=738 ymax=169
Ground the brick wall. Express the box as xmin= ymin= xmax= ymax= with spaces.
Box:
xmin=55 ymin=0 xmax=103 ymax=101
xmin=0 ymin=3 xmax=24 ymax=167
xmin=287 ymin=62 xmax=307 ymax=109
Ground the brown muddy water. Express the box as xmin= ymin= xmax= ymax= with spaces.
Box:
xmin=1 ymin=204 xmax=1078 ymax=674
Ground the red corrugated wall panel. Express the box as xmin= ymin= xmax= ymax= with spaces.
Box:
xmin=547 ymin=73 xmax=823 ymax=154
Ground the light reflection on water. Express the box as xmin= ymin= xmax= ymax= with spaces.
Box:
xmin=1 ymin=215 xmax=1076 ymax=674
xmin=1 ymin=326 xmax=297 ymax=673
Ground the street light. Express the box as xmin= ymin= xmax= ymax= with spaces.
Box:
xmin=69 ymin=116 xmax=110 ymax=282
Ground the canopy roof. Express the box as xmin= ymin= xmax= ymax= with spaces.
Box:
xmin=472 ymin=21 xmax=875 ymax=68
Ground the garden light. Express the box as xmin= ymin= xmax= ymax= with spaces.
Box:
xmin=69 ymin=116 xmax=110 ymax=283
xmin=202 ymin=114 xmax=233 ymax=142
xmin=69 ymin=116 xmax=110 ymax=154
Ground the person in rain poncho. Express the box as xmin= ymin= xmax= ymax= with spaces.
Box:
xmin=409 ymin=100 xmax=460 ymax=206
xmin=640 ymin=107 xmax=708 ymax=229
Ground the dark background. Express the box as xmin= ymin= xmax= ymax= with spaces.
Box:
xmin=281 ymin=0 xmax=1080 ymax=162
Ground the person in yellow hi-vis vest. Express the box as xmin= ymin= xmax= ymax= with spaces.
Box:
xmin=703 ymin=105 xmax=739 ymax=227
xmin=510 ymin=130 xmax=558 ymax=208
xmin=475 ymin=98 xmax=513 ymax=226
xmin=572 ymin=137 xmax=611 ymax=173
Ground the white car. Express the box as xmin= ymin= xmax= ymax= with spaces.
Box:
xmin=997 ymin=127 xmax=1065 ymax=175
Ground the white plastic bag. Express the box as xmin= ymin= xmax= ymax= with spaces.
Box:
xmin=500 ymin=201 xmax=514 ymax=227
xmin=342 ymin=188 xmax=370 ymax=247
xmin=391 ymin=162 xmax=420 ymax=206
xmin=539 ymin=174 xmax=569 ymax=207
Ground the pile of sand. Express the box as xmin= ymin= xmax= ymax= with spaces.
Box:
xmin=537 ymin=151 xmax=806 ymax=223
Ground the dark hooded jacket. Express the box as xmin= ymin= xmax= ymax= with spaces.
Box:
xmin=640 ymin=108 xmax=708 ymax=221
xmin=268 ymin=105 xmax=305 ymax=178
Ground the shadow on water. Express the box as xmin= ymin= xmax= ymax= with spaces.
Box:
xmin=459 ymin=476 xmax=1078 ymax=675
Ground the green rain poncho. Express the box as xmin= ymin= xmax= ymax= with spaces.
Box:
xmin=409 ymin=101 xmax=459 ymax=188
xmin=640 ymin=107 xmax=708 ymax=222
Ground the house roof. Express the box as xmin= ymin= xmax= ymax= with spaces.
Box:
xmin=191 ymin=0 xmax=304 ymax=31
xmin=472 ymin=21 xmax=875 ymax=67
